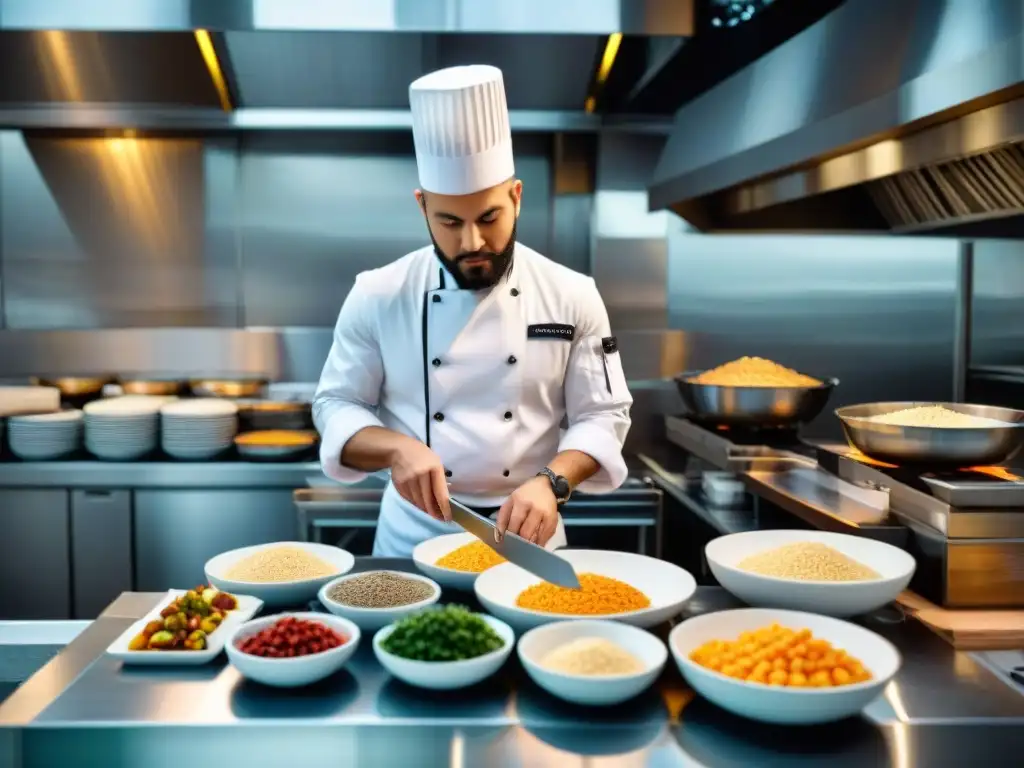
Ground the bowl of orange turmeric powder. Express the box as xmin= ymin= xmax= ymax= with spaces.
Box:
xmin=473 ymin=549 xmax=697 ymax=632
xmin=412 ymin=532 xmax=508 ymax=591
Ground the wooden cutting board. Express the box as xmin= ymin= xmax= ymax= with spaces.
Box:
xmin=0 ymin=386 xmax=61 ymax=417
xmin=898 ymin=591 xmax=1024 ymax=650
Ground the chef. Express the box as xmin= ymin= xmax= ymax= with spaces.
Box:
xmin=313 ymin=64 xmax=633 ymax=557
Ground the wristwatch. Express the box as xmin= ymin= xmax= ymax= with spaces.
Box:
xmin=537 ymin=467 xmax=572 ymax=504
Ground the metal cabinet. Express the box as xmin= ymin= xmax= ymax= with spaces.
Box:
xmin=0 ymin=490 xmax=70 ymax=619
xmin=133 ymin=490 xmax=297 ymax=590
xmin=70 ymin=490 xmax=133 ymax=619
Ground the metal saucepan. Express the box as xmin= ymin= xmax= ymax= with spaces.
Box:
xmin=31 ymin=375 xmax=111 ymax=398
xmin=835 ymin=401 xmax=1024 ymax=467
xmin=190 ymin=376 xmax=268 ymax=398
xmin=236 ymin=400 xmax=313 ymax=432
xmin=119 ymin=377 xmax=186 ymax=396
xmin=674 ymin=371 xmax=838 ymax=427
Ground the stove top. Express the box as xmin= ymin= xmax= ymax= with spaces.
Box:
xmin=665 ymin=415 xmax=818 ymax=470
xmin=816 ymin=443 xmax=1024 ymax=508
xmin=681 ymin=417 xmax=804 ymax=448
xmin=667 ymin=414 xmax=1024 ymax=509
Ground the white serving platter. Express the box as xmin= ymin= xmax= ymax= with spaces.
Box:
xmin=106 ymin=589 xmax=263 ymax=665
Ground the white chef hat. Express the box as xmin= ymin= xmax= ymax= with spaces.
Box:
xmin=409 ymin=64 xmax=515 ymax=196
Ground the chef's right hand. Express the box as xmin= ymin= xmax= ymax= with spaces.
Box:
xmin=390 ymin=438 xmax=451 ymax=522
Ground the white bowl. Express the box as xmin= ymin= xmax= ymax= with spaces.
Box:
xmin=225 ymin=611 xmax=360 ymax=688
xmin=318 ymin=570 xmax=441 ymax=630
xmin=373 ymin=613 xmax=514 ymax=690
xmin=705 ymin=530 xmax=916 ymax=617
xmin=412 ymin=532 xmax=500 ymax=591
xmin=205 ymin=541 xmax=355 ymax=608
xmin=474 ymin=550 xmax=697 ymax=632
xmin=518 ymin=620 xmax=667 ymax=706
xmin=669 ymin=608 xmax=901 ymax=725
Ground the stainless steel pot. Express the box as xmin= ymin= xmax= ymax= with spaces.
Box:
xmin=674 ymin=372 xmax=838 ymax=427
xmin=119 ymin=377 xmax=186 ymax=396
xmin=236 ymin=400 xmax=312 ymax=432
xmin=190 ymin=377 xmax=268 ymax=398
xmin=836 ymin=402 xmax=1024 ymax=467
xmin=31 ymin=376 xmax=111 ymax=398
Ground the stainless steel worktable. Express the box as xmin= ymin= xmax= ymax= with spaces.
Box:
xmin=2 ymin=560 xmax=1023 ymax=768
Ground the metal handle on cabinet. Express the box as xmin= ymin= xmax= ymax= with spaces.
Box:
xmin=83 ymin=490 xmax=115 ymax=499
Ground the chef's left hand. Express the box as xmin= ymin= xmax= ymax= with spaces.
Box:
xmin=496 ymin=476 xmax=558 ymax=545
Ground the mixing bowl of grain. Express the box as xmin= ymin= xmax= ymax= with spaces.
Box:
xmin=205 ymin=541 xmax=354 ymax=608
xmin=836 ymin=402 xmax=1024 ymax=467
xmin=675 ymin=357 xmax=837 ymax=426
xmin=518 ymin=619 xmax=668 ymax=706
xmin=319 ymin=570 xmax=441 ymax=630
xmin=705 ymin=530 xmax=915 ymax=617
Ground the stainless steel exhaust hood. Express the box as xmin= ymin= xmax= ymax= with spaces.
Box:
xmin=0 ymin=0 xmax=692 ymax=132
xmin=649 ymin=0 xmax=1024 ymax=236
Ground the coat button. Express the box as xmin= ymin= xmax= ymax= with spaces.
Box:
xmin=510 ymin=288 xmax=519 ymax=297
xmin=507 ymin=355 xmax=517 ymax=365
xmin=503 ymin=411 xmax=512 ymax=421
xmin=432 ymin=357 xmax=441 ymax=367
xmin=434 ymin=412 xmax=444 ymax=422
xmin=502 ymin=469 xmax=510 ymax=477
xmin=445 ymin=469 xmax=452 ymax=478
xmin=432 ymin=295 xmax=441 ymax=303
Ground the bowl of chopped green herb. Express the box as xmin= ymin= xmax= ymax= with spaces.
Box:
xmin=373 ymin=604 xmax=514 ymax=690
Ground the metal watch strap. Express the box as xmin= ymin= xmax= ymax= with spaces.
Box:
xmin=537 ymin=467 xmax=571 ymax=504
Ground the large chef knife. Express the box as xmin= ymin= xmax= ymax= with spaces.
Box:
xmin=447 ymin=497 xmax=580 ymax=589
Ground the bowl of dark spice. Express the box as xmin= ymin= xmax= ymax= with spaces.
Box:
xmin=373 ymin=604 xmax=514 ymax=690
xmin=318 ymin=570 xmax=441 ymax=630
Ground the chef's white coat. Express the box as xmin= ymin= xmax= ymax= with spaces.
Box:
xmin=313 ymin=242 xmax=633 ymax=557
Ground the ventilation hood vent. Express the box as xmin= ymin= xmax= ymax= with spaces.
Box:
xmin=649 ymin=0 xmax=1024 ymax=237
xmin=868 ymin=144 xmax=1024 ymax=236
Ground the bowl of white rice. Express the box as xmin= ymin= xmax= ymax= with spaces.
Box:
xmin=705 ymin=530 xmax=915 ymax=617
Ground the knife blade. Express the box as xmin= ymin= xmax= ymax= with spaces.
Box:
xmin=447 ymin=497 xmax=580 ymax=589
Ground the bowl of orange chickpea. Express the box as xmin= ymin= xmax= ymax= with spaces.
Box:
xmin=669 ymin=608 xmax=900 ymax=724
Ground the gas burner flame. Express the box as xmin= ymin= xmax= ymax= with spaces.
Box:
xmin=846 ymin=448 xmax=898 ymax=469
xmin=963 ymin=466 xmax=1023 ymax=481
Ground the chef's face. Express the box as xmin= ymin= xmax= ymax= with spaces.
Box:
xmin=417 ymin=179 xmax=522 ymax=290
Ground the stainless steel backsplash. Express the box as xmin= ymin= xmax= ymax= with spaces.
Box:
xmin=971 ymin=240 xmax=1024 ymax=366
xmin=0 ymin=127 xmax=980 ymax=448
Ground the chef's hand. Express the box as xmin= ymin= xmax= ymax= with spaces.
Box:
xmin=496 ymin=476 xmax=558 ymax=545
xmin=390 ymin=438 xmax=451 ymax=522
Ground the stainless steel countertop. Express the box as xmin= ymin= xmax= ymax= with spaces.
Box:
xmin=2 ymin=560 xmax=1023 ymax=766
xmin=0 ymin=460 xmax=321 ymax=488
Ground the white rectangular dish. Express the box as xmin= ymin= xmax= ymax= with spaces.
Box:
xmin=106 ymin=589 xmax=263 ymax=665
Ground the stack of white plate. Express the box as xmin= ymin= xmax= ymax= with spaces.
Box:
xmin=84 ymin=396 xmax=173 ymax=460
xmin=8 ymin=410 xmax=83 ymax=460
xmin=160 ymin=398 xmax=238 ymax=459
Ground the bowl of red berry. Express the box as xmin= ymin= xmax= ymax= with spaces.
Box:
xmin=225 ymin=612 xmax=360 ymax=687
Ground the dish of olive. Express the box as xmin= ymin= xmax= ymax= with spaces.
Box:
xmin=107 ymin=587 xmax=264 ymax=666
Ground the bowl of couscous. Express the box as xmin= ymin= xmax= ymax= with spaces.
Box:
xmin=676 ymin=357 xmax=837 ymax=427
xmin=705 ymin=530 xmax=915 ymax=617
xmin=205 ymin=541 xmax=355 ymax=608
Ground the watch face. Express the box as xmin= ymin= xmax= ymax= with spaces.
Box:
xmin=553 ymin=476 xmax=571 ymax=501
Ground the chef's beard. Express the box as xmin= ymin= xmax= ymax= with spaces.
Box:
xmin=432 ymin=220 xmax=517 ymax=291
